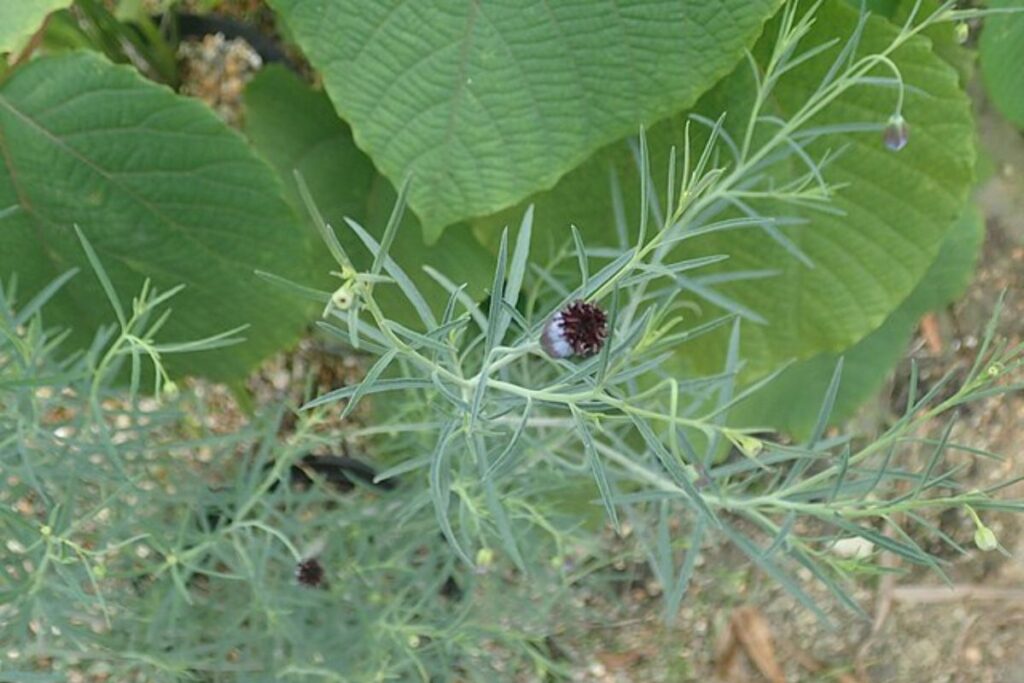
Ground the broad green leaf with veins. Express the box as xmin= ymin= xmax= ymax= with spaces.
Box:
xmin=475 ymin=0 xmax=974 ymax=381
xmin=268 ymin=0 xmax=782 ymax=240
xmin=732 ymin=204 xmax=984 ymax=438
xmin=0 ymin=52 xmax=318 ymax=380
xmin=243 ymin=65 xmax=495 ymax=317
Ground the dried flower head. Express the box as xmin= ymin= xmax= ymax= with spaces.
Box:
xmin=883 ymin=113 xmax=909 ymax=151
xmin=295 ymin=557 xmax=325 ymax=587
xmin=541 ymin=300 xmax=608 ymax=359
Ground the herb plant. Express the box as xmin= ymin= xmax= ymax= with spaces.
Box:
xmin=2 ymin=1 xmax=1023 ymax=682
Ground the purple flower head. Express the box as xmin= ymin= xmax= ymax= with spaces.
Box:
xmin=883 ymin=114 xmax=909 ymax=151
xmin=295 ymin=557 xmax=325 ymax=588
xmin=541 ymin=300 xmax=608 ymax=359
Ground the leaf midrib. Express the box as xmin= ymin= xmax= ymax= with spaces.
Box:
xmin=0 ymin=93 xmax=258 ymax=277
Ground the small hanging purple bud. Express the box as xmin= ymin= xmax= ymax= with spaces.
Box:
xmin=883 ymin=114 xmax=909 ymax=151
xmin=295 ymin=557 xmax=325 ymax=588
xmin=541 ymin=300 xmax=608 ymax=359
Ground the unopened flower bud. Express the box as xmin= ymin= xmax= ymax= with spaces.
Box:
xmin=733 ymin=434 xmax=764 ymax=458
xmin=831 ymin=536 xmax=874 ymax=560
xmin=974 ymin=526 xmax=998 ymax=552
xmin=955 ymin=22 xmax=969 ymax=45
xmin=475 ymin=547 xmax=495 ymax=568
xmin=883 ymin=114 xmax=909 ymax=151
xmin=540 ymin=300 xmax=608 ymax=359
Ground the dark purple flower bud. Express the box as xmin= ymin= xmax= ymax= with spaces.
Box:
xmin=541 ymin=300 xmax=608 ymax=359
xmin=295 ymin=557 xmax=325 ymax=588
xmin=883 ymin=114 xmax=909 ymax=151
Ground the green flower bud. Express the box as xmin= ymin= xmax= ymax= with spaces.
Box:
xmin=955 ymin=23 xmax=969 ymax=45
xmin=733 ymin=434 xmax=764 ymax=458
xmin=475 ymin=547 xmax=495 ymax=568
xmin=974 ymin=526 xmax=998 ymax=552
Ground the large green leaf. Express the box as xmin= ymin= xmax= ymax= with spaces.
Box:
xmin=268 ymin=0 xmax=781 ymax=239
xmin=732 ymin=204 xmax=984 ymax=437
xmin=980 ymin=0 xmax=1024 ymax=128
xmin=0 ymin=1 xmax=71 ymax=54
xmin=0 ymin=52 xmax=317 ymax=380
xmin=242 ymin=65 xmax=495 ymax=314
xmin=679 ymin=0 xmax=975 ymax=375
xmin=476 ymin=0 xmax=974 ymax=378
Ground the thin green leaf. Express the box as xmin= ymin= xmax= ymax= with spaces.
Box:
xmin=571 ymin=405 xmax=619 ymax=533
xmin=254 ymin=270 xmax=332 ymax=304
xmin=807 ymin=357 xmax=844 ymax=449
xmin=374 ymin=455 xmax=432 ymax=484
xmin=912 ymin=416 xmax=956 ymax=500
xmin=13 ymin=269 xmax=78 ymax=328
xmin=827 ymin=444 xmax=852 ymax=504
xmin=344 ymin=217 xmax=437 ymax=329
xmin=664 ymin=517 xmax=706 ymax=624
xmin=570 ymin=224 xmax=589 ymax=291
xmin=485 ymin=228 xmax=510 ymax=352
xmin=484 ymin=400 xmax=532 ymax=481
xmin=371 ymin=174 xmax=411 ymax=277
xmin=341 ymin=348 xmax=399 ymax=419
xmin=430 ymin=421 xmax=472 ymax=566
xmin=74 ymin=225 xmax=125 ymax=328
xmin=302 ymin=378 xmax=432 ymax=410
xmin=501 ymin=205 xmax=533 ymax=331
xmin=595 ymin=286 xmax=619 ymax=386
xmin=423 ymin=265 xmax=487 ymax=333
xmin=629 ymin=414 xmax=718 ymax=526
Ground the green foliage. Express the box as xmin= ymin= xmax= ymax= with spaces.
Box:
xmin=0 ymin=51 xmax=317 ymax=381
xmin=291 ymin=121 xmax=1024 ymax=639
xmin=862 ymin=0 xmax=901 ymax=15
xmin=0 ymin=1 xmax=70 ymax=54
xmin=476 ymin=0 xmax=975 ymax=381
xmin=4 ymin=150 xmax=1022 ymax=682
xmin=980 ymin=0 xmax=1024 ymax=128
xmin=0 ymin=251 xmax=582 ymax=681
xmin=3 ymin=5 xmax=1024 ymax=679
xmin=0 ymin=0 xmax=992 ymax=417
xmin=243 ymin=65 xmax=495 ymax=315
xmin=733 ymin=204 xmax=984 ymax=436
xmin=268 ymin=0 xmax=782 ymax=238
